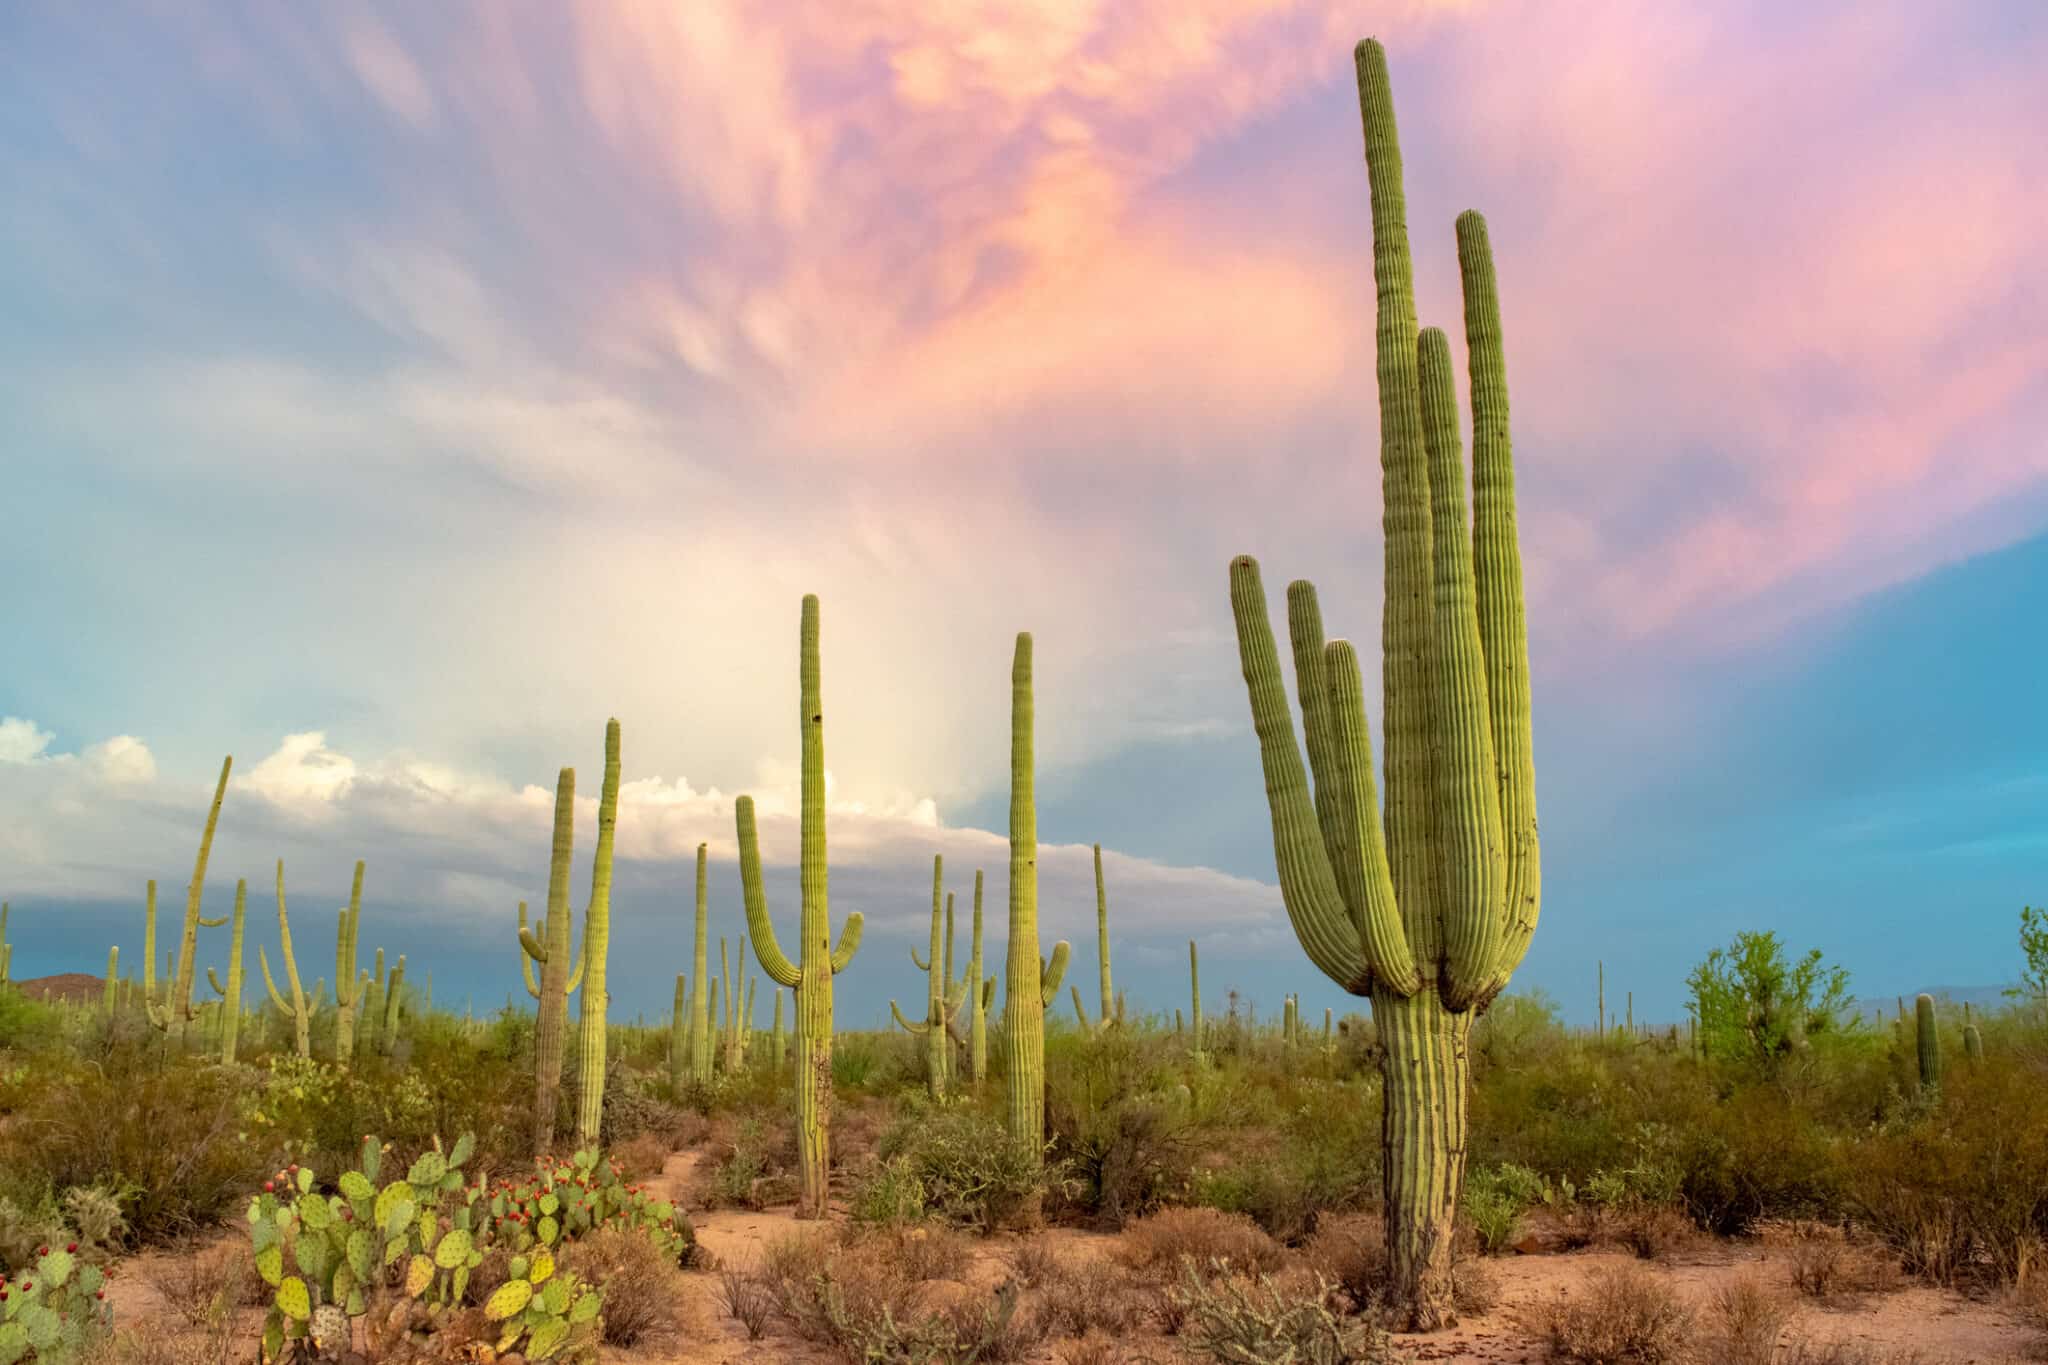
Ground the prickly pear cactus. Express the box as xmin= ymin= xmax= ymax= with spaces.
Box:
xmin=0 ymin=1242 xmax=112 ymax=1364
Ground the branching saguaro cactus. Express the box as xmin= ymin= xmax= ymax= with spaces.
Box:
xmin=1002 ymin=633 xmax=1072 ymax=1171
xmin=1225 ymin=39 xmax=1541 ymax=1329
xmin=147 ymin=756 xmax=234 ymax=1043
xmin=892 ymin=855 xmax=965 ymax=1098
xmin=520 ymin=769 xmax=584 ymax=1152
xmin=204 ymin=879 xmax=248 ymax=1064
xmin=575 ymin=718 xmax=622 ymax=1147
xmin=260 ymin=861 xmax=321 ymax=1058
xmin=690 ymin=843 xmax=712 ymax=1087
xmin=739 ymin=594 xmax=865 ymax=1218
xmin=330 ymin=863 xmax=368 ymax=1064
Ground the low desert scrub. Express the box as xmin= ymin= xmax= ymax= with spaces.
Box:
xmin=1529 ymin=1262 xmax=1692 ymax=1364
xmin=144 ymin=1242 xmax=251 ymax=1327
xmin=717 ymin=1266 xmax=775 ymax=1339
xmin=1115 ymin=1206 xmax=1286 ymax=1279
xmin=1302 ymin=1212 xmax=1497 ymax=1322
xmin=1782 ymin=1224 xmax=1903 ymax=1304
xmin=761 ymin=1230 xmax=1043 ymax=1363
xmin=1058 ymin=1333 xmax=1122 ymax=1365
xmin=879 ymin=1223 xmax=974 ymax=1283
xmin=1026 ymin=1248 xmax=1152 ymax=1338
xmin=609 ymin=1130 xmax=672 ymax=1181
xmin=1705 ymin=1272 xmax=1794 ymax=1365
xmin=1005 ymin=1238 xmax=1064 ymax=1288
xmin=1169 ymin=1258 xmax=1403 ymax=1363
xmin=560 ymin=1226 xmax=697 ymax=1348
xmin=1614 ymin=1204 xmax=1702 ymax=1261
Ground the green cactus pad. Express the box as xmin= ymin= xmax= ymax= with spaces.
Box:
xmin=275 ymin=1276 xmax=311 ymax=1321
xmin=485 ymin=1279 xmax=534 ymax=1320
xmin=433 ymin=1227 xmax=473 ymax=1269
xmin=405 ymin=1254 xmax=435 ymax=1298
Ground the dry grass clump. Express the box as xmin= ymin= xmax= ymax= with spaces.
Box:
xmin=143 ymin=1242 xmax=251 ymax=1327
xmin=1169 ymin=1259 xmax=1403 ymax=1363
xmin=717 ymin=1265 xmax=775 ymax=1339
xmin=1529 ymin=1262 xmax=1692 ymax=1364
xmin=560 ymin=1226 xmax=698 ymax=1347
xmin=1116 ymin=1206 xmax=1286 ymax=1278
xmin=884 ymin=1223 xmax=974 ymax=1283
xmin=1705 ymin=1271 xmax=1795 ymax=1365
xmin=1301 ymin=1211 xmax=1496 ymax=1322
xmin=609 ymin=1131 xmax=672 ymax=1181
xmin=1615 ymin=1205 xmax=1702 ymax=1261
xmin=1006 ymin=1238 xmax=1065 ymax=1288
xmin=1782 ymin=1224 xmax=1904 ymax=1304
xmin=1027 ymin=1248 xmax=1152 ymax=1338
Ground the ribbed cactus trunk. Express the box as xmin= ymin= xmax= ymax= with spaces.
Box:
xmin=1093 ymin=844 xmax=1115 ymax=1029
xmin=968 ymin=871 xmax=989 ymax=1087
xmin=526 ymin=769 xmax=579 ymax=1154
xmin=261 ymin=861 xmax=316 ymax=1058
xmin=708 ymin=975 xmax=721 ymax=1068
xmin=669 ymin=974 xmax=689 ymax=1089
xmin=891 ymin=857 xmax=951 ymax=1099
xmin=771 ymin=989 xmax=787 ymax=1070
xmin=1963 ymin=1003 xmax=1984 ymax=1060
xmin=1915 ymin=993 xmax=1942 ymax=1096
xmin=690 ymin=843 xmax=712 ymax=1086
xmin=941 ymin=891 xmax=958 ymax=1085
xmin=212 ymin=880 xmax=247 ymax=1063
xmin=1189 ymin=940 xmax=1204 ymax=1055
xmin=739 ymin=595 xmax=865 ymax=1219
xmin=575 ymin=718 xmax=621 ymax=1147
xmin=1002 ymin=634 xmax=1071 ymax=1175
xmin=103 ymin=947 xmax=119 ymax=1017
xmin=1224 ymin=39 xmax=1541 ymax=1331
xmin=331 ymin=863 xmax=366 ymax=1065
xmin=363 ymin=948 xmax=386 ymax=1056
xmin=380 ymin=956 xmax=406 ymax=1056
xmin=0 ymin=904 xmax=10 ymax=985
xmin=154 ymin=756 xmax=233 ymax=1045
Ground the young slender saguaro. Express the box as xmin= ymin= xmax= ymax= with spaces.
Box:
xmin=1225 ymin=39 xmax=1542 ymax=1329
xmin=690 ymin=843 xmax=712 ymax=1086
xmin=575 ymin=718 xmax=622 ymax=1146
xmin=521 ymin=769 xmax=582 ymax=1152
xmin=1002 ymin=633 xmax=1071 ymax=1169
xmin=739 ymin=595 xmax=865 ymax=1219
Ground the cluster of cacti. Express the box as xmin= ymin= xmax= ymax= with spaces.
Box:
xmin=1224 ymin=38 xmax=1541 ymax=1328
xmin=892 ymin=856 xmax=973 ymax=1097
xmin=0 ymin=1242 xmax=112 ymax=1362
xmin=519 ymin=769 xmax=585 ymax=1153
xmin=739 ymin=594 xmax=866 ymax=1218
xmin=1002 ymin=632 xmax=1073 ymax=1172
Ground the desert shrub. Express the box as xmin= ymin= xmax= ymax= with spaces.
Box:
xmin=1687 ymin=930 xmax=1853 ymax=1073
xmin=890 ymin=1225 xmax=973 ymax=1283
xmin=718 ymin=1267 xmax=774 ymax=1339
xmin=145 ymin=1242 xmax=250 ymax=1328
xmin=1004 ymin=1239 xmax=1063 ymax=1289
xmin=609 ymin=1131 xmax=671 ymax=1182
xmin=879 ymin=1108 xmax=1054 ymax=1231
xmin=704 ymin=1115 xmax=779 ymax=1209
xmin=1705 ymin=1272 xmax=1793 ymax=1365
xmin=1116 ymin=1207 xmax=1285 ymax=1279
xmin=1462 ymin=1162 xmax=1549 ymax=1254
xmin=1535 ymin=1262 xmax=1691 ymax=1363
xmin=1027 ymin=1251 xmax=1150 ymax=1337
xmin=600 ymin=1078 xmax=691 ymax=1152
xmin=1673 ymin=1086 xmax=1844 ymax=1234
xmin=561 ymin=1226 xmax=694 ymax=1347
xmin=0 ymin=1047 xmax=267 ymax=1244
xmin=849 ymin=1155 xmax=927 ymax=1229
xmin=1046 ymin=1029 xmax=1197 ymax=1226
xmin=1169 ymin=1259 xmax=1399 ymax=1364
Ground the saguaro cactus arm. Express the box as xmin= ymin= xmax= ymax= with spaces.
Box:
xmin=517 ymin=901 xmax=543 ymax=998
xmin=259 ymin=947 xmax=292 ymax=1015
xmin=1039 ymin=941 xmax=1071 ymax=1007
xmin=831 ymin=915 xmax=864 ymax=973
xmin=890 ymin=1000 xmax=931 ymax=1034
xmin=735 ymin=797 xmax=804 ymax=989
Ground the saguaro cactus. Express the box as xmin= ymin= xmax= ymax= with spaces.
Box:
xmin=1093 ymin=844 xmax=1115 ymax=1030
xmin=1189 ymin=940 xmax=1204 ymax=1056
xmin=204 ymin=879 xmax=248 ymax=1064
xmin=669 ymin=974 xmax=689 ymax=1090
xmin=965 ymin=871 xmax=994 ymax=1086
xmin=739 ymin=594 xmax=866 ymax=1218
xmin=575 ymin=718 xmax=622 ymax=1147
xmin=1915 ymin=993 xmax=1942 ymax=1095
xmin=771 ymin=989 xmax=787 ymax=1070
xmin=103 ymin=946 xmax=119 ymax=1016
xmin=1963 ymin=1002 xmax=1984 ymax=1060
xmin=1224 ymin=39 xmax=1542 ymax=1329
xmin=330 ymin=863 xmax=367 ymax=1063
xmin=147 ymin=757 xmax=234 ymax=1042
xmin=519 ymin=769 xmax=583 ymax=1152
xmin=1002 ymin=633 xmax=1072 ymax=1169
xmin=0 ymin=902 xmax=10 ymax=984
xmin=380 ymin=955 xmax=406 ymax=1055
xmin=892 ymin=855 xmax=964 ymax=1098
xmin=362 ymin=947 xmax=387 ymax=1056
xmin=260 ymin=861 xmax=320 ymax=1058
xmin=690 ymin=843 xmax=712 ymax=1086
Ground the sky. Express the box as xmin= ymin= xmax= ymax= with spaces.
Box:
xmin=2 ymin=0 xmax=2045 ymax=1031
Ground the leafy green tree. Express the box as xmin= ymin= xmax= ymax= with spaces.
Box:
xmin=2004 ymin=905 xmax=2048 ymax=1004
xmin=1686 ymin=930 xmax=1851 ymax=1070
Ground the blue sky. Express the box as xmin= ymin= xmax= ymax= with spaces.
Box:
xmin=2 ymin=1 xmax=2045 ymax=1028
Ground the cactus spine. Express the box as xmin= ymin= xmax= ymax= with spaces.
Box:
xmin=260 ymin=861 xmax=317 ymax=1058
xmin=1224 ymin=39 xmax=1541 ymax=1330
xmin=892 ymin=855 xmax=961 ymax=1098
xmin=738 ymin=594 xmax=866 ymax=1218
xmin=690 ymin=843 xmax=712 ymax=1086
xmin=1915 ymin=992 xmax=1942 ymax=1095
xmin=204 ymin=879 xmax=247 ymax=1063
xmin=521 ymin=768 xmax=583 ymax=1152
xmin=1963 ymin=1002 xmax=1984 ymax=1060
xmin=103 ymin=946 xmax=119 ymax=1016
xmin=575 ymin=718 xmax=621 ymax=1147
xmin=330 ymin=862 xmax=367 ymax=1064
xmin=1002 ymin=632 xmax=1071 ymax=1170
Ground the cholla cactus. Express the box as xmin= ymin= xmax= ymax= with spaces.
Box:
xmin=260 ymin=861 xmax=318 ymax=1059
xmin=737 ymin=595 xmax=865 ymax=1219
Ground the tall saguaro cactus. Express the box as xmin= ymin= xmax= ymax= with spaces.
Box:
xmin=260 ymin=861 xmax=319 ymax=1058
xmin=1915 ymin=993 xmax=1942 ymax=1095
xmin=690 ymin=843 xmax=712 ymax=1086
xmin=669 ymin=974 xmax=689 ymax=1090
xmin=380 ymin=955 xmax=406 ymax=1055
xmin=1189 ymin=940 xmax=1204 ymax=1056
xmin=204 ymin=879 xmax=248 ymax=1064
xmin=1002 ymin=633 xmax=1072 ymax=1170
xmin=738 ymin=594 xmax=866 ymax=1219
xmin=0 ymin=903 xmax=10 ymax=984
xmin=520 ymin=769 xmax=583 ymax=1152
xmin=892 ymin=855 xmax=964 ymax=1098
xmin=330 ymin=863 xmax=367 ymax=1064
xmin=575 ymin=718 xmax=622 ymax=1147
xmin=966 ymin=871 xmax=994 ymax=1086
xmin=103 ymin=947 xmax=119 ymax=1016
xmin=149 ymin=756 xmax=234 ymax=1043
xmin=1225 ymin=39 xmax=1542 ymax=1329
xmin=1093 ymin=844 xmax=1115 ymax=1030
